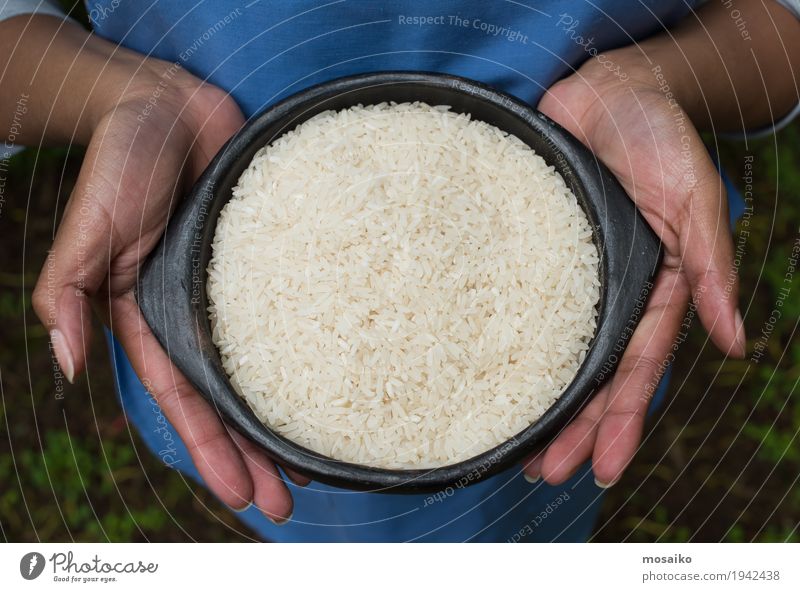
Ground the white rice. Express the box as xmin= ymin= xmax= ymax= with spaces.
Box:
xmin=207 ymin=102 xmax=600 ymax=469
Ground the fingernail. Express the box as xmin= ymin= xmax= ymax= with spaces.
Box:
xmin=734 ymin=309 xmax=746 ymax=356
xmin=269 ymin=511 xmax=292 ymax=526
xmin=524 ymin=472 xmax=541 ymax=484
xmin=232 ymin=500 xmax=253 ymax=513
xmin=594 ymin=478 xmax=616 ymax=489
xmin=50 ymin=329 xmax=74 ymax=384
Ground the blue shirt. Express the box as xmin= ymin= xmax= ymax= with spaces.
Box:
xmin=92 ymin=0 xmax=702 ymax=542
xmin=90 ymin=1 xmax=696 ymax=115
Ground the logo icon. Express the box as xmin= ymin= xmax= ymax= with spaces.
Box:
xmin=20 ymin=552 xmax=46 ymax=580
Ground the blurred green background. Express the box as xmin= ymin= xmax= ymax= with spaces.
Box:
xmin=1 ymin=2 xmax=798 ymax=543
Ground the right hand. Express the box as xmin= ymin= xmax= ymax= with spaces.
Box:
xmin=32 ymin=57 xmax=304 ymax=523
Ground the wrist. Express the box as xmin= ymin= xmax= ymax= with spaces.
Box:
xmin=580 ymin=46 xmax=689 ymax=97
xmin=576 ymin=45 xmax=703 ymax=121
xmin=83 ymin=53 xmax=202 ymax=140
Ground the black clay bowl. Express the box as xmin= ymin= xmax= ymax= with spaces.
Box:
xmin=136 ymin=71 xmax=661 ymax=493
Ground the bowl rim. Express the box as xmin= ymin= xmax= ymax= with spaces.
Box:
xmin=136 ymin=71 xmax=661 ymax=493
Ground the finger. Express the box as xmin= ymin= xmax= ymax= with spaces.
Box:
xmin=111 ymin=293 xmax=254 ymax=510
xmin=522 ymin=450 xmax=545 ymax=483
xmin=230 ymin=432 xmax=294 ymax=523
xmin=31 ymin=173 xmax=118 ymax=382
xmin=674 ymin=131 xmax=744 ymax=358
xmin=592 ymin=270 xmax=690 ymax=487
xmin=283 ymin=467 xmax=311 ymax=487
xmin=537 ymin=77 xmax=594 ymax=145
xmin=181 ymin=82 xmax=247 ymax=177
xmin=539 ymin=384 xmax=610 ymax=485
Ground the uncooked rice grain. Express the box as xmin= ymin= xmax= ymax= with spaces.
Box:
xmin=207 ymin=102 xmax=600 ymax=469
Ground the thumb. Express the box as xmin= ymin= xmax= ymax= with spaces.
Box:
xmin=32 ymin=177 xmax=115 ymax=383
xmin=675 ymin=136 xmax=745 ymax=358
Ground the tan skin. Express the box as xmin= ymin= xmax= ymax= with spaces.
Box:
xmin=1 ymin=1 xmax=798 ymax=520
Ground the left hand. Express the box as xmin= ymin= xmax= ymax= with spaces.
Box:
xmin=523 ymin=52 xmax=746 ymax=487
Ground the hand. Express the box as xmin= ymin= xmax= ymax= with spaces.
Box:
xmin=31 ymin=58 xmax=304 ymax=522
xmin=523 ymin=52 xmax=746 ymax=487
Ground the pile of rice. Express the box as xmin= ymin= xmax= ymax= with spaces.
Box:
xmin=207 ymin=102 xmax=600 ymax=469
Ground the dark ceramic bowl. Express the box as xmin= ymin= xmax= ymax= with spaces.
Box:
xmin=136 ymin=71 xmax=661 ymax=493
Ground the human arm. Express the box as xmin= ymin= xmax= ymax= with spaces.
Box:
xmin=1 ymin=12 xmax=301 ymax=521
xmin=524 ymin=0 xmax=800 ymax=486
